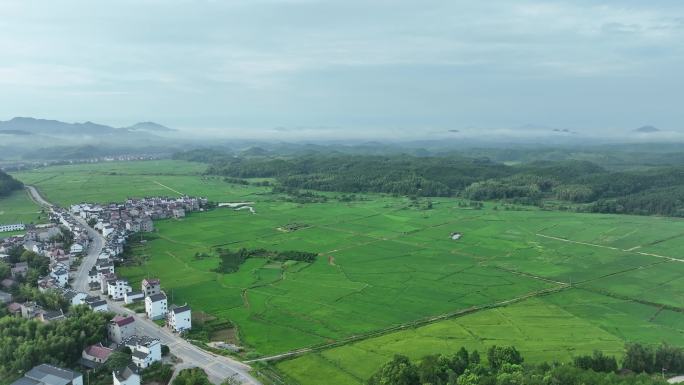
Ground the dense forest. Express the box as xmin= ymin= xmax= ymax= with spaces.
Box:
xmin=174 ymin=149 xmax=684 ymax=217
xmin=213 ymin=248 xmax=317 ymax=273
xmin=0 ymin=170 xmax=23 ymax=197
xmin=0 ymin=306 xmax=110 ymax=381
xmin=366 ymin=343 xmax=679 ymax=385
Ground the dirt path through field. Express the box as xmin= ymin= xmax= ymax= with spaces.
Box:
xmin=536 ymin=233 xmax=684 ymax=263
xmin=245 ymin=284 xmax=569 ymax=364
xmin=153 ymin=180 xmax=184 ymax=196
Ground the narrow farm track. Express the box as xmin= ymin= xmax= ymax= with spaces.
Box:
xmin=256 ymin=228 xmax=684 ymax=366
xmin=153 ymin=180 xmax=185 ymax=196
xmin=245 ymin=284 xmax=570 ymax=363
xmin=536 ymin=233 xmax=684 ymax=263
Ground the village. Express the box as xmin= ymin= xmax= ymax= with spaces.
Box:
xmin=0 ymin=196 xmax=211 ymax=385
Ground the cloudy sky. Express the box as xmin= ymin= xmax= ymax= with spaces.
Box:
xmin=1 ymin=0 xmax=682 ymax=138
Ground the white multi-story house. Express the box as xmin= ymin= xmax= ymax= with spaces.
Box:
xmin=125 ymin=336 xmax=162 ymax=369
xmin=88 ymin=268 xmax=99 ymax=285
xmin=168 ymin=304 xmax=192 ymax=332
xmin=102 ymin=225 xmax=115 ymax=237
xmin=113 ymin=364 xmax=140 ymax=385
xmin=62 ymin=289 xmax=88 ymax=306
xmin=124 ymin=290 xmax=144 ymax=304
xmin=107 ymin=279 xmax=132 ymax=300
xmin=100 ymin=273 xmax=114 ymax=294
xmin=50 ymin=264 xmax=69 ymax=287
xmin=70 ymin=243 xmax=84 ymax=254
xmin=108 ymin=315 xmax=136 ymax=344
xmin=141 ymin=278 xmax=161 ymax=297
xmin=86 ymin=296 xmax=109 ymax=312
xmin=145 ymin=292 xmax=167 ymax=320
xmin=0 ymin=223 xmax=25 ymax=232
xmin=140 ymin=218 xmax=154 ymax=232
xmin=125 ymin=221 xmax=141 ymax=232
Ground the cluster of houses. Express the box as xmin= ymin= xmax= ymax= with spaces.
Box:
xmin=0 ymin=217 xmax=109 ymax=318
xmin=5 ymin=196 xmax=204 ymax=385
xmin=0 ymin=206 xmax=91 ymax=292
xmin=10 ymin=323 xmax=159 ymax=385
xmin=70 ymin=196 xmax=206 ymax=238
xmin=0 ymin=223 xmax=25 ymax=232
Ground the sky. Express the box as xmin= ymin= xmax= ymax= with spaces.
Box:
xmin=0 ymin=0 xmax=683 ymax=139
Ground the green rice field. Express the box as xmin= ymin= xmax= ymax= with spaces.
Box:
xmin=12 ymin=160 xmax=267 ymax=205
xmin=0 ymin=189 xmax=47 ymax=227
xmin=12 ymin=160 xmax=684 ymax=385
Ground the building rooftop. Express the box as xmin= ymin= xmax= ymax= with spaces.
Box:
xmin=114 ymin=364 xmax=139 ymax=381
xmin=171 ymin=304 xmax=191 ymax=314
xmin=147 ymin=292 xmax=167 ymax=302
xmin=111 ymin=315 xmax=135 ymax=327
xmin=132 ymin=350 xmax=149 ymax=359
xmin=10 ymin=378 xmax=40 ymax=385
xmin=42 ymin=310 xmax=64 ymax=321
xmin=125 ymin=335 xmax=159 ymax=347
xmin=83 ymin=343 xmax=113 ymax=361
xmin=15 ymin=364 xmax=82 ymax=385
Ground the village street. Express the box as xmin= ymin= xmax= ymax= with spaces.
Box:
xmin=26 ymin=186 xmax=262 ymax=385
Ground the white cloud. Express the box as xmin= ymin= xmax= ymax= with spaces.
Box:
xmin=0 ymin=0 xmax=682 ymax=131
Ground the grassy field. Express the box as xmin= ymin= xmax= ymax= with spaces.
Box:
xmin=12 ymin=160 xmax=268 ymax=206
xmin=278 ymin=289 xmax=684 ymax=385
xmin=12 ymin=160 xmax=684 ymax=384
xmin=0 ymin=189 xmax=47 ymax=226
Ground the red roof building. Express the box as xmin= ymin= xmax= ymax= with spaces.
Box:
xmin=82 ymin=343 xmax=113 ymax=363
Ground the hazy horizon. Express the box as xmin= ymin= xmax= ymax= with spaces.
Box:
xmin=1 ymin=0 xmax=683 ymax=139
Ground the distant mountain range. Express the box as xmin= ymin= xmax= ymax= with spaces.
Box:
xmin=126 ymin=121 xmax=175 ymax=132
xmin=0 ymin=117 xmax=174 ymax=136
xmin=634 ymin=125 xmax=660 ymax=133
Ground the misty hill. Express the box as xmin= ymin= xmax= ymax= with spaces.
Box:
xmin=634 ymin=125 xmax=660 ymax=133
xmin=0 ymin=129 xmax=32 ymax=136
xmin=0 ymin=117 xmax=121 ymax=135
xmin=0 ymin=117 xmax=173 ymax=136
xmin=125 ymin=121 xmax=175 ymax=132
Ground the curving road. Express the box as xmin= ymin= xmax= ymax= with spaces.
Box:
xmin=26 ymin=186 xmax=261 ymax=385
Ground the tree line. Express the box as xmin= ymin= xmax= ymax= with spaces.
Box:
xmin=173 ymin=150 xmax=684 ymax=217
xmin=0 ymin=306 xmax=110 ymax=382
xmin=214 ymin=248 xmax=317 ymax=273
xmin=367 ymin=343 xmax=678 ymax=385
xmin=0 ymin=170 xmax=23 ymax=197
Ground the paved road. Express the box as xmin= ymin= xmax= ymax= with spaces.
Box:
xmin=26 ymin=186 xmax=261 ymax=385
xmin=26 ymin=185 xmax=52 ymax=208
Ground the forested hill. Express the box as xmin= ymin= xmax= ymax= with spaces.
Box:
xmin=0 ymin=170 xmax=23 ymax=197
xmin=174 ymin=150 xmax=684 ymax=217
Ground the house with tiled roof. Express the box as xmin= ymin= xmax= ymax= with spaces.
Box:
xmin=85 ymin=296 xmax=109 ymax=312
xmin=168 ymin=304 xmax=192 ymax=332
xmin=81 ymin=343 xmax=113 ymax=368
xmin=108 ymin=315 xmax=135 ymax=343
xmin=145 ymin=292 xmax=167 ymax=320
xmin=124 ymin=335 xmax=161 ymax=369
xmin=10 ymin=363 xmax=82 ymax=385
xmin=113 ymin=364 xmax=140 ymax=385
xmin=141 ymin=278 xmax=160 ymax=297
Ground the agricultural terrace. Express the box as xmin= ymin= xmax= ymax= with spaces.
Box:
xmin=11 ymin=160 xmax=684 ymax=384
